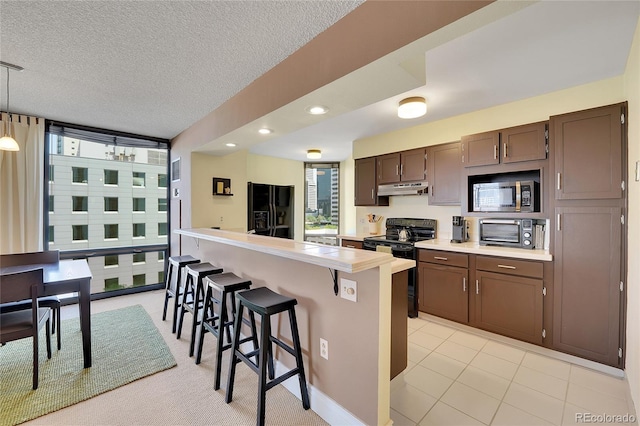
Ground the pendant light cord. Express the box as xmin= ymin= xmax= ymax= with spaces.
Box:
xmin=5 ymin=67 xmax=11 ymax=137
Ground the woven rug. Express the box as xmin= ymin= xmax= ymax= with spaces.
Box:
xmin=0 ymin=304 xmax=177 ymax=426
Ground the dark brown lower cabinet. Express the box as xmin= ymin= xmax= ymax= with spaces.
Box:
xmin=419 ymin=262 xmax=469 ymax=323
xmin=553 ymin=206 xmax=622 ymax=367
xmin=475 ymin=271 xmax=543 ymax=345
xmin=391 ymin=270 xmax=408 ymax=379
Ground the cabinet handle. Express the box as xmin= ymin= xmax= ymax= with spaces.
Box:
xmin=371 ymin=188 xmax=374 ymax=200
xmin=433 ymin=256 xmax=448 ymax=261
xmin=463 ymin=277 xmax=466 ymax=292
xmin=431 ymin=186 xmax=434 ymax=196
xmin=396 ymin=165 xmax=399 ymax=176
xmin=497 ymin=264 xmax=516 ymax=270
xmin=346 ymin=245 xmax=356 ymax=248
xmin=493 ymin=144 xmax=497 ymax=160
xmin=400 ymin=164 xmax=404 ymax=176
xmin=476 ymin=280 xmax=479 ymax=295
xmin=557 ymin=172 xmax=562 ymax=190
xmin=503 ymin=142 xmax=508 ymax=158
xmin=557 ymin=213 xmax=561 ymax=231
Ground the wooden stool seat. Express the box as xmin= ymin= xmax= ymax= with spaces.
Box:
xmin=225 ymin=287 xmax=310 ymax=426
xmin=162 ymin=255 xmax=200 ymax=333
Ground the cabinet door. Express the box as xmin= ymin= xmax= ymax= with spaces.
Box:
xmin=355 ymin=157 xmax=377 ymax=206
xmin=400 ymin=148 xmax=427 ymax=182
xmin=340 ymin=239 xmax=363 ymax=249
xmin=461 ymin=131 xmax=500 ymax=167
xmin=418 ymin=263 xmax=468 ymax=323
xmin=553 ymin=206 xmax=621 ymax=366
xmin=377 ymin=153 xmax=401 ymax=184
xmin=502 ymin=122 xmax=547 ymax=164
xmin=428 ymin=142 xmax=461 ymax=205
xmin=475 ymin=271 xmax=543 ymax=344
xmin=552 ymin=103 xmax=623 ymax=200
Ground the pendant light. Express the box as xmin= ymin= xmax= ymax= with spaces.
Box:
xmin=0 ymin=61 xmax=23 ymax=152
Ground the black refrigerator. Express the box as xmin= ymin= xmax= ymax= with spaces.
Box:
xmin=247 ymin=182 xmax=294 ymax=239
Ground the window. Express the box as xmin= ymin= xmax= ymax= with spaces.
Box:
xmin=104 ymin=277 xmax=122 ymax=291
xmin=105 ymin=255 xmax=118 ymax=267
xmin=133 ymin=198 xmax=145 ymax=212
xmin=304 ymin=162 xmax=340 ymax=246
xmin=158 ymin=271 xmax=165 ymax=283
xmin=133 ymin=253 xmax=145 ymax=263
xmin=49 ymin=196 xmax=54 ymax=212
xmin=49 ymin=165 xmax=54 ymax=182
xmin=158 ymin=174 xmax=167 ymax=188
xmin=133 ymin=274 xmax=146 ymax=286
xmin=48 ymin=226 xmax=54 ymax=243
xmin=72 ymin=225 xmax=88 ymax=241
xmin=158 ymin=223 xmax=168 ymax=236
xmin=104 ymin=224 xmax=118 ymax=239
xmin=104 ymin=197 xmax=118 ymax=212
xmin=158 ymin=251 xmax=165 ymax=261
xmin=133 ymin=223 xmax=145 ymax=237
xmin=72 ymin=196 xmax=88 ymax=212
xmin=132 ymin=172 xmax=145 ymax=187
xmin=158 ymin=198 xmax=167 ymax=212
xmin=104 ymin=169 xmax=118 ymax=185
xmin=72 ymin=167 xmax=88 ymax=183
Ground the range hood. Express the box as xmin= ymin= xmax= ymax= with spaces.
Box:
xmin=378 ymin=181 xmax=429 ymax=196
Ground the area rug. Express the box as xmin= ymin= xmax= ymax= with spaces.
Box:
xmin=0 ymin=304 xmax=177 ymax=426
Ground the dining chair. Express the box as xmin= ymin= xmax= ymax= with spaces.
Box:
xmin=0 ymin=268 xmax=52 ymax=390
xmin=0 ymin=251 xmax=62 ymax=349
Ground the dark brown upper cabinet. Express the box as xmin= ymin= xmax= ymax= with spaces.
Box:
xmin=551 ymin=103 xmax=624 ymax=200
xmin=462 ymin=122 xmax=548 ymax=168
xmin=354 ymin=157 xmax=389 ymax=206
xmin=377 ymin=148 xmax=427 ymax=184
xmin=428 ymin=141 xmax=462 ymax=205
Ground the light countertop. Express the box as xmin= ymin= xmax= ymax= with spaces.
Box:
xmin=177 ymin=228 xmax=395 ymax=273
xmin=415 ymin=239 xmax=553 ymax=261
xmin=337 ymin=233 xmax=382 ymax=242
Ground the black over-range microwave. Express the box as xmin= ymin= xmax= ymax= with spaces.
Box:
xmin=472 ymin=180 xmax=538 ymax=213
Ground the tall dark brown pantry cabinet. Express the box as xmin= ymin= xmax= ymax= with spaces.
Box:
xmin=550 ymin=103 xmax=627 ymax=367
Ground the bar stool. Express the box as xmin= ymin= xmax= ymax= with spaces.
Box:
xmin=176 ymin=262 xmax=223 ymax=356
xmin=196 ymin=272 xmax=258 ymax=390
xmin=162 ymin=255 xmax=200 ymax=333
xmin=225 ymin=287 xmax=310 ymax=426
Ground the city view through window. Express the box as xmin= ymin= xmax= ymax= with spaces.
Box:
xmin=46 ymin=131 xmax=169 ymax=295
xmin=304 ymin=163 xmax=339 ymax=245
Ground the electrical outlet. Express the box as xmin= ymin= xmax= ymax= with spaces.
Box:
xmin=320 ymin=338 xmax=329 ymax=360
xmin=220 ymin=216 xmax=224 ymax=223
xmin=340 ymin=278 xmax=357 ymax=302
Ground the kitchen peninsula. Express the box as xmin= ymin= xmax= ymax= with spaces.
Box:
xmin=176 ymin=228 xmax=414 ymax=426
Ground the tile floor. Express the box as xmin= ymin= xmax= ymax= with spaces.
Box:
xmin=390 ymin=315 xmax=637 ymax=426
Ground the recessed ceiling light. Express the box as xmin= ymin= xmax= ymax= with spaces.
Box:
xmin=306 ymin=105 xmax=329 ymax=115
xmin=225 ymin=143 xmax=236 ymax=147
xmin=258 ymin=128 xmax=272 ymax=135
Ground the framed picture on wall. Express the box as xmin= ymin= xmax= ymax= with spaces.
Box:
xmin=171 ymin=158 xmax=181 ymax=182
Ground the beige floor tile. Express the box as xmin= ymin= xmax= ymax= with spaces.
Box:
xmin=441 ymin=382 xmax=501 ymax=424
xmin=435 ymin=340 xmax=479 ymax=364
xmin=419 ymin=351 xmax=467 ymax=380
xmin=562 ymin=402 xmax=593 ymax=426
xmin=420 ymin=321 xmax=457 ymax=340
xmin=419 ymin=401 xmax=484 ymax=426
xmin=481 ymin=340 xmax=525 ymax=364
xmin=470 ymin=352 xmax=519 ymax=381
xmin=391 ymin=384 xmax=438 ymax=423
xmin=521 ymin=352 xmax=570 ymax=381
xmin=404 ymin=365 xmax=454 ymax=399
xmin=390 ymin=408 xmax=417 ymax=426
xmin=448 ymin=330 xmax=489 ymax=351
xmin=409 ymin=331 xmax=445 ymax=351
xmin=569 ymin=365 xmax=629 ymax=400
xmin=492 ymin=403 xmax=554 ymax=426
xmin=457 ymin=366 xmax=510 ymax=400
xmin=408 ymin=342 xmax=432 ymax=363
xmin=503 ymin=382 xmax=565 ymax=425
xmin=513 ymin=365 xmax=568 ymax=400
xmin=566 ymin=382 xmax=630 ymax=415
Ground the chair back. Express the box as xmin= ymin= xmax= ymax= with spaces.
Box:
xmin=0 ymin=251 xmax=59 ymax=268
xmin=0 ymin=268 xmax=44 ymax=304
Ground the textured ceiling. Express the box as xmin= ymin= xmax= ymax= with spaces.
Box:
xmin=0 ymin=0 xmax=364 ymax=139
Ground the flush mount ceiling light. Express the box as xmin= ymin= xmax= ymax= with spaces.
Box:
xmin=0 ymin=61 xmax=23 ymax=152
xmin=397 ymin=96 xmax=427 ymax=119
xmin=306 ymin=105 xmax=329 ymax=115
xmin=225 ymin=142 xmax=236 ymax=147
xmin=258 ymin=128 xmax=272 ymax=135
xmin=306 ymin=149 xmax=322 ymax=160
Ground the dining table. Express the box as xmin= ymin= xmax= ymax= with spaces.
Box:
xmin=0 ymin=259 xmax=93 ymax=368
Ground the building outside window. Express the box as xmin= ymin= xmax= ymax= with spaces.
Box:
xmin=72 ymin=167 xmax=88 ymax=183
xmin=105 ymin=255 xmax=118 ymax=267
xmin=132 ymin=172 xmax=145 ymax=187
xmin=49 ymin=165 xmax=54 ymax=182
xmin=104 ymin=277 xmax=122 ymax=291
xmin=49 ymin=196 xmax=54 ymax=212
xmin=133 ymin=223 xmax=146 ymax=238
xmin=133 ymin=274 xmax=146 ymax=286
xmin=72 ymin=196 xmax=88 ymax=212
xmin=158 ymin=173 xmax=167 ymax=188
xmin=133 ymin=253 xmax=145 ymax=263
xmin=158 ymin=222 xmax=167 ymax=236
xmin=104 ymin=197 xmax=118 ymax=212
xmin=72 ymin=225 xmax=88 ymax=241
xmin=133 ymin=198 xmax=145 ymax=212
xmin=104 ymin=224 xmax=118 ymax=239
xmin=158 ymin=198 xmax=167 ymax=212
xmin=48 ymin=226 xmax=54 ymax=243
xmin=304 ymin=162 xmax=340 ymax=245
xmin=104 ymin=169 xmax=118 ymax=185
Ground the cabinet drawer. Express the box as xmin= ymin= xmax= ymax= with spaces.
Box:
xmin=476 ymin=255 xmax=543 ymax=279
xmin=341 ymin=239 xmax=363 ymax=249
xmin=418 ymin=250 xmax=468 ymax=268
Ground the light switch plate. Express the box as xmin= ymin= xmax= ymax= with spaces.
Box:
xmin=340 ymin=278 xmax=357 ymax=302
